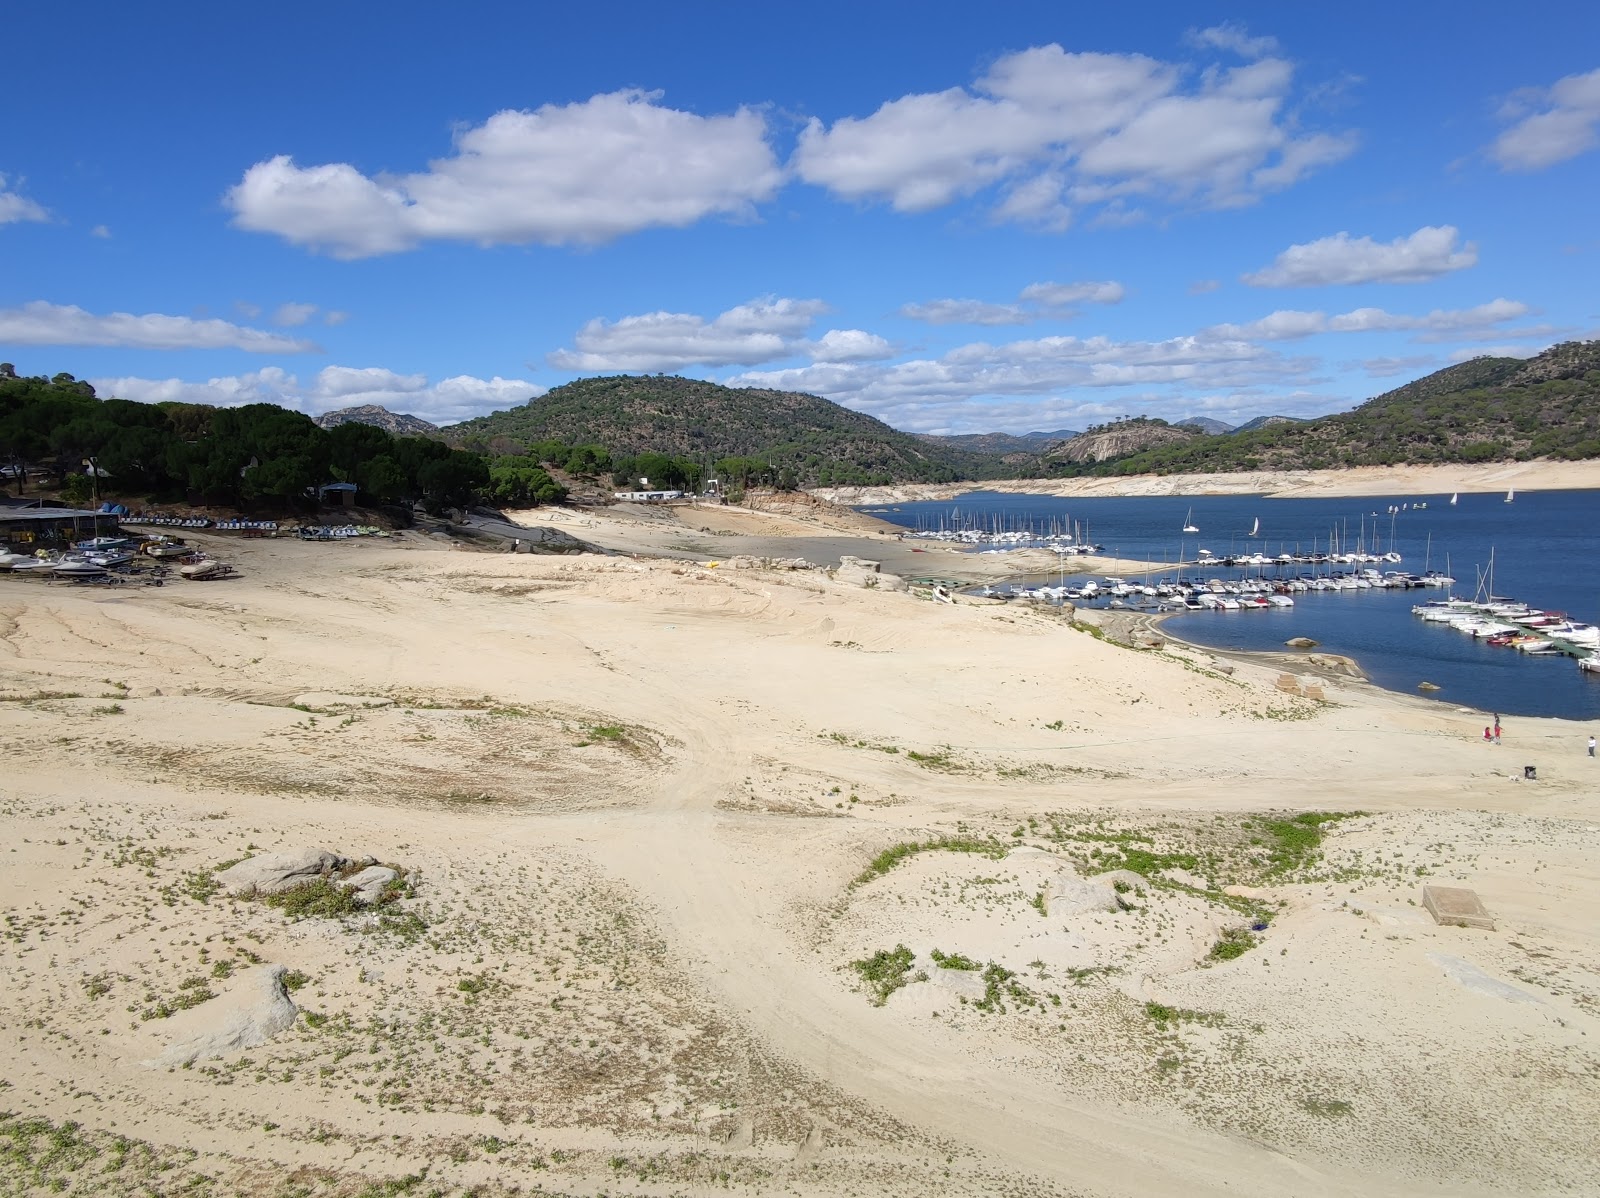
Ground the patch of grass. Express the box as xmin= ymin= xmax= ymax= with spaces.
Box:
xmin=1030 ymin=890 xmax=1048 ymax=916
xmin=853 ymin=836 xmax=1007 ymax=887
xmin=209 ymin=959 xmax=235 ymax=980
xmin=91 ymin=703 xmax=125 ymax=715
xmin=80 ymin=972 xmax=114 ymax=1000
xmin=974 ymin=962 xmax=1034 ymax=1013
xmin=1208 ymin=926 xmax=1260 ymax=962
xmin=1300 ymin=1096 xmax=1354 ymax=1118
xmin=928 ymin=948 xmax=979 ymax=971
xmin=905 ymin=746 xmax=964 ymax=772
xmin=140 ymin=975 xmax=215 ymax=1021
xmin=263 ymin=877 xmax=360 ymax=919
xmin=1144 ymin=1001 xmax=1224 ymax=1030
xmin=281 ymin=969 xmax=310 ymax=991
xmin=1257 ymin=811 xmax=1362 ymax=878
xmin=851 ymin=945 xmax=915 ymax=1006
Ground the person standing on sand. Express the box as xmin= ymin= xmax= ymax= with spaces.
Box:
xmin=1493 ymin=720 xmax=1502 ymax=744
xmin=1589 ymin=735 xmax=1596 ymax=758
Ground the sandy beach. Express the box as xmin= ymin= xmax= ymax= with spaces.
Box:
xmin=2 ymin=510 xmax=1598 ymax=1197
xmin=813 ymin=458 xmax=1600 ymax=505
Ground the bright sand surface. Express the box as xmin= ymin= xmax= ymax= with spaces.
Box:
xmin=813 ymin=457 xmax=1600 ymax=504
xmin=2 ymin=511 xmax=1598 ymax=1197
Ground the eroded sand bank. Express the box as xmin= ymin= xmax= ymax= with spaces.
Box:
xmin=1 ymin=523 xmax=1597 ymax=1197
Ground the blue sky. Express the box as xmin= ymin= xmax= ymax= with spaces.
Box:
xmin=2 ymin=2 xmax=1598 ymax=433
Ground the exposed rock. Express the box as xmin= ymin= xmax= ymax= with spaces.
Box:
xmin=215 ymin=849 xmax=345 ymax=896
xmin=1045 ymin=873 xmax=1123 ymax=916
xmin=145 ymin=965 xmax=297 ymax=1068
xmin=1286 ymin=637 xmax=1319 ymax=649
xmin=1130 ymin=630 xmax=1165 ymax=650
xmin=313 ymin=404 xmax=438 ymax=436
xmin=917 ymin=958 xmax=988 ymax=1001
xmin=835 ymin=555 xmax=907 ymax=591
xmin=723 ymin=555 xmax=818 ymax=571
xmin=1043 ymin=419 xmax=1198 ymax=465
xmin=1418 ymin=681 xmax=1442 ymax=692
xmin=129 ymin=686 xmax=163 ymax=698
xmin=1306 ymin=653 xmax=1365 ymax=678
xmin=344 ymin=865 xmax=399 ymax=905
xmin=518 ymin=525 xmax=588 ymax=554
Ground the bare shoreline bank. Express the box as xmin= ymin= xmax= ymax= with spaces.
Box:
xmin=812 ymin=459 xmax=1600 ymax=506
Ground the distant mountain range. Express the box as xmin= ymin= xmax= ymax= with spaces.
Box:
xmin=314 ymin=405 xmax=439 ymax=436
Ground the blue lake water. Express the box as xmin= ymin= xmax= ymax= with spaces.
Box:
xmin=863 ymin=488 xmax=1600 ymax=720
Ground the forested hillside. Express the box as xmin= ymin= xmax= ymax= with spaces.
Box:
xmin=446 ymin=374 xmax=1012 ymax=486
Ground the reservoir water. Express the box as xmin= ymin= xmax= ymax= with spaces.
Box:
xmin=864 ymin=488 xmax=1600 ymax=721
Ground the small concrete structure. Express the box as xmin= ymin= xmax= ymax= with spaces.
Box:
xmin=1423 ymin=885 xmax=1495 ymax=930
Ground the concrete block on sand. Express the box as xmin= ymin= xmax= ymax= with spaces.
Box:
xmin=215 ymin=848 xmax=346 ymax=895
xmin=144 ymin=965 xmax=298 ymax=1068
xmin=1423 ymin=885 xmax=1495 ymax=930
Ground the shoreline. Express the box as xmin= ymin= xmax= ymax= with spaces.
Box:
xmin=812 ymin=459 xmax=1600 ymax=505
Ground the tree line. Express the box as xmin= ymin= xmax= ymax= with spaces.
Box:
xmin=0 ymin=368 xmax=557 ymax=513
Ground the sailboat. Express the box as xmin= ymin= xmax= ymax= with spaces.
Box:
xmin=1181 ymin=507 xmax=1199 ymax=534
xmin=1449 ymin=492 xmax=1458 ymax=506
xmin=1504 ymin=488 xmax=1515 ymax=503
xmin=1248 ymin=517 xmax=1260 ymax=537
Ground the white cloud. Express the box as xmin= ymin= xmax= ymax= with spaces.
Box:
xmin=235 ymin=301 xmax=262 ymax=319
xmin=90 ymin=366 xmax=541 ymax=426
xmin=1205 ymin=298 xmax=1530 ymax=341
xmin=1447 ymin=345 xmax=1541 ymax=362
xmin=793 ymin=43 xmax=1354 ymax=225
xmin=273 ymin=302 xmax=319 ymax=327
xmin=1018 ymin=280 xmax=1125 ymax=306
xmin=1183 ymin=23 xmax=1280 ymax=59
xmin=900 ymin=299 xmax=1029 ymax=326
xmin=1490 ymin=67 xmax=1600 ymax=171
xmin=0 ymin=174 xmax=48 ymax=225
xmin=1360 ymin=355 xmax=1438 ymax=378
xmin=547 ymin=297 xmax=829 ymax=371
xmin=0 ymin=300 xmax=320 ymax=353
xmin=726 ymin=330 xmax=1312 ymax=432
xmin=805 ymin=329 xmax=894 ymax=362
xmin=90 ymin=224 xmax=111 ymax=239
xmin=1189 ymin=279 xmax=1222 ymax=295
xmin=323 ymin=310 xmax=349 ymax=327
xmin=902 ymin=279 xmax=1124 ymax=327
xmin=1242 ymin=225 xmax=1477 ymax=287
xmin=228 ymin=90 xmax=783 ymax=258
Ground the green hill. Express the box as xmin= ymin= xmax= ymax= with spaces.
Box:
xmin=445 ymin=375 xmax=1012 ymax=486
xmin=1081 ymin=341 xmax=1600 ymax=476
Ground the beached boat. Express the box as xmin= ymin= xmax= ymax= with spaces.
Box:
xmin=178 ymin=559 xmax=234 ymax=581
xmin=52 ymin=559 xmax=107 ymax=577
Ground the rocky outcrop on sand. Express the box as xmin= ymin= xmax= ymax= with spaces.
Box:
xmin=834 ymin=556 xmax=908 ymax=592
xmin=145 ymin=965 xmax=298 ymax=1068
xmin=216 ymin=849 xmax=346 ymax=896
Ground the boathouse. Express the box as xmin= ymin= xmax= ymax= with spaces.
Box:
xmin=0 ymin=506 xmax=121 ymax=550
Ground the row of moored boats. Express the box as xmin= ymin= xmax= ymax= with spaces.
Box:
xmin=1413 ymin=598 xmax=1600 ymax=673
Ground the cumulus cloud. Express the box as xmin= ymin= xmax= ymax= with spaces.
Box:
xmin=90 ymin=366 xmax=541 ymax=426
xmin=1447 ymin=345 xmax=1542 ymax=362
xmin=272 ymin=302 xmax=319 ymax=327
xmin=323 ymin=310 xmax=349 ymax=326
xmin=1242 ymin=225 xmax=1477 ymax=287
xmin=726 ymin=329 xmax=1313 ymax=432
xmin=0 ymin=300 xmax=320 ymax=353
xmin=1204 ymin=298 xmax=1530 ymax=341
xmin=805 ymin=329 xmax=894 ymax=362
xmin=793 ymin=42 xmax=1355 ymax=226
xmin=0 ymin=174 xmax=49 ymax=225
xmin=1183 ymin=23 xmax=1281 ymax=59
xmin=902 ymin=279 xmax=1124 ymax=326
xmin=546 ymin=297 xmax=830 ymax=371
xmin=90 ymin=224 xmax=111 ymax=239
xmin=228 ymin=90 xmax=783 ymax=258
xmin=1490 ymin=67 xmax=1600 ymax=171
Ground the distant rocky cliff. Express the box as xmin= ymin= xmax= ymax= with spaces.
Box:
xmin=314 ymin=405 xmax=439 ymax=436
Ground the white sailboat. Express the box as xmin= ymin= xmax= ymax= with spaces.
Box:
xmin=1248 ymin=517 xmax=1260 ymax=537
xmin=1181 ymin=507 xmax=1199 ymax=533
xmin=1449 ymin=492 xmax=1458 ymax=505
xmin=1504 ymin=488 xmax=1515 ymax=503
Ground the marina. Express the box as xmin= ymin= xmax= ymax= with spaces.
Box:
xmin=867 ymin=488 xmax=1600 ymax=719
